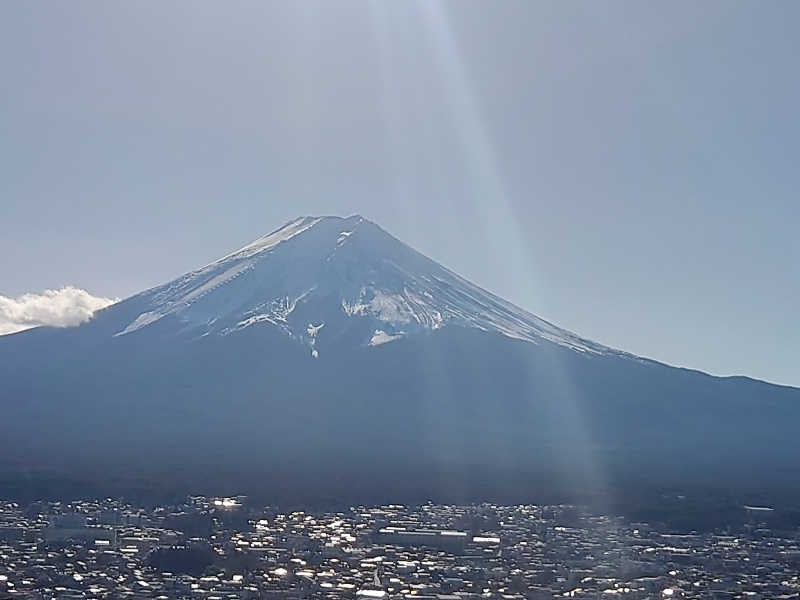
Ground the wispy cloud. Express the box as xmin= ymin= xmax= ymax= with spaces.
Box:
xmin=0 ymin=286 xmax=118 ymax=335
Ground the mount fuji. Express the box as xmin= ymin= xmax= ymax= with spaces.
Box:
xmin=1 ymin=215 xmax=798 ymax=503
xmin=111 ymin=215 xmax=617 ymax=356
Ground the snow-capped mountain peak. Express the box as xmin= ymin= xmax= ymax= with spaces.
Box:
xmin=111 ymin=215 xmax=615 ymax=357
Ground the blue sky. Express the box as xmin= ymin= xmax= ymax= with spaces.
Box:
xmin=1 ymin=1 xmax=798 ymax=385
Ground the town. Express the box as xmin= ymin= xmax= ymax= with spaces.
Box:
xmin=1 ymin=497 xmax=798 ymax=600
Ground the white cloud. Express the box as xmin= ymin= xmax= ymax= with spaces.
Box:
xmin=0 ymin=286 xmax=118 ymax=335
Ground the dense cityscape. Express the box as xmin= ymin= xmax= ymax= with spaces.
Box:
xmin=1 ymin=496 xmax=799 ymax=600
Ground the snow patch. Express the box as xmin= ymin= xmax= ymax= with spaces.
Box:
xmin=117 ymin=261 xmax=258 ymax=336
xmin=307 ymin=322 xmax=324 ymax=337
xmin=368 ymin=291 xmax=414 ymax=325
xmin=181 ymin=261 xmax=254 ymax=303
xmin=232 ymin=314 xmax=280 ymax=329
xmin=307 ymin=322 xmax=324 ymax=357
xmin=218 ymin=217 xmax=322 ymax=262
xmin=114 ymin=311 xmax=164 ymax=336
xmin=342 ymin=299 xmax=368 ymax=316
xmin=370 ymin=329 xmax=404 ymax=346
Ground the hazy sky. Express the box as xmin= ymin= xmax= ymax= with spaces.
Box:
xmin=1 ymin=1 xmax=798 ymax=385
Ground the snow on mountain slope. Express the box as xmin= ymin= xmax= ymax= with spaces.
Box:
xmin=112 ymin=215 xmax=619 ymax=357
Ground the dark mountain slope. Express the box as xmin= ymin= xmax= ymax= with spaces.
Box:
xmin=1 ymin=216 xmax=798 ymax=503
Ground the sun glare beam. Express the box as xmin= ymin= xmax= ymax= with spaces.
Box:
xmin=413 ymin=0 xmax=613 ymax=516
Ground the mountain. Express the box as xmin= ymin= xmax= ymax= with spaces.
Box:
xmin=2 ymin=215 xmax=799 ymax=504
xmin=110 ymin=215 xmax=620 ymax=355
